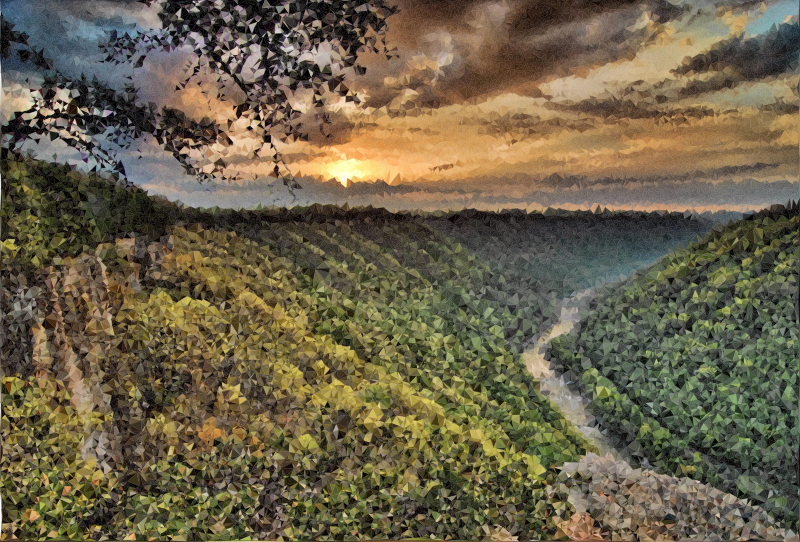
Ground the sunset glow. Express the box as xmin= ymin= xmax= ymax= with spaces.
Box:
xmin=3 ymin=0 xmax=797 ymax=212
xmin=326 ymin=159 xmax=367 ymax=186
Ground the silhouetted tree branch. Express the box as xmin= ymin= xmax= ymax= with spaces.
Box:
xmin=2 ymin=0 xmax=399 ymax=187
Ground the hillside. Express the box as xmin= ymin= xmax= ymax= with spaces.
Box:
xmin=1 ymin=155 xmax=600 ymax=541
xmin=5 ymin=154 xmax=790 ymax=540
xmin=549 ymin=202 xmax=799 ymax=529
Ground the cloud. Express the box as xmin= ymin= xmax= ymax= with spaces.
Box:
xmin=3 ymin=0 xmax=797 ymax=213
xmin=351 ymin=0 xmax=695 ymax=115
xmin=353 ymin=0 xmax=796 ymax=122
xmin=1 ymin=0 xmax=161 ymax=89
xmin=541 ymin=16 xmax=799 ymax=120
xmin=673 ymin=19 xmax=799 ymax=78
xmin=548 ymin=98 xmax=716 ymax=123
xmin=151 ymin=176 xmax=799 ymax=218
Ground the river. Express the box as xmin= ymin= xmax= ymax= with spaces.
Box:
xmin=521 ymin=286 xmax=646 ymax=467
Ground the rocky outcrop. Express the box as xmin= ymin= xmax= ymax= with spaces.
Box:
xmin=0 ymin=272 xmax=45 ymax=380
xmin=549 ymin=453 xmax=796 ymax=542
xmin=2 ymin=235 xmax=175 ymax=475
xmin=30 ymin=251 xmax=120 ymax=472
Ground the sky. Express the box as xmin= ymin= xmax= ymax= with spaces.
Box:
xmin=1 ymin=0 xmax=798 ymax=213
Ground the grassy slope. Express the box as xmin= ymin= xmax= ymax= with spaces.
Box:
xmin=549 ymin=204 xmax=799 ymax=528
xmin=1 ymin=156 xmax=597 ymax=541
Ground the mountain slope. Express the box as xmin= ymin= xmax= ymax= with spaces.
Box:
xmin=1 ymin=155 xmax=597 ymax=541
xmin=549 ymin=202 xmax=799 ymax=528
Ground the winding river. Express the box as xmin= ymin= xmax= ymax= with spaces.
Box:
xmin=521 ymin=286 xmax=645 ymax=466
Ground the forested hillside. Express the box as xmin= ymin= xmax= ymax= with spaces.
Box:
xmin=5 ymin=154 xmax=789 ymax=540
xmin=549 ymin=202 xmax=799 ymax=528
xmin=1 ymin=155 xmax=597 ymax=541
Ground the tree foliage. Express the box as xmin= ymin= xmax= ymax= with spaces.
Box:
xmin=1 ymin=155 xmax=593 ymax=540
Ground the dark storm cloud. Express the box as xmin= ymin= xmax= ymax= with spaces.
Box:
xmin=357 ymin=0 xmax=693 ymax=113
xmin=541 ymin=69 xmax=793 ymax=118
xmin=545 ymin=98 xmax=719 ymax=122
xmin=448 ymin=103 xmax=718 ymax=138
xmin=435 ymin=9 xmax=641 ymax=101
xmin=507 ymin=0 xmax=687 ymax=38
xmin=666 ymin=73 xmax=799 ymax=102
xmin=357 ymin=0 xmax=800 ymax=120
xmin=394 ymin=0 xmax=782 ymax=30
xmin=673 ymin=19 xmax=799 ymax=78
xmin=398 ymin=0 xmax=685 ymax=31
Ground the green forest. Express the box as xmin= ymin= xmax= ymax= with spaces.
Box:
xmin=550 ymin=205 xmax=799 ymax=527
xmin=1 ymin=155 xmax=797 ymax=540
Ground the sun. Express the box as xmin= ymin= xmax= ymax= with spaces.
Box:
xmin=326 ymin=159 xmax=367 ymax=186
